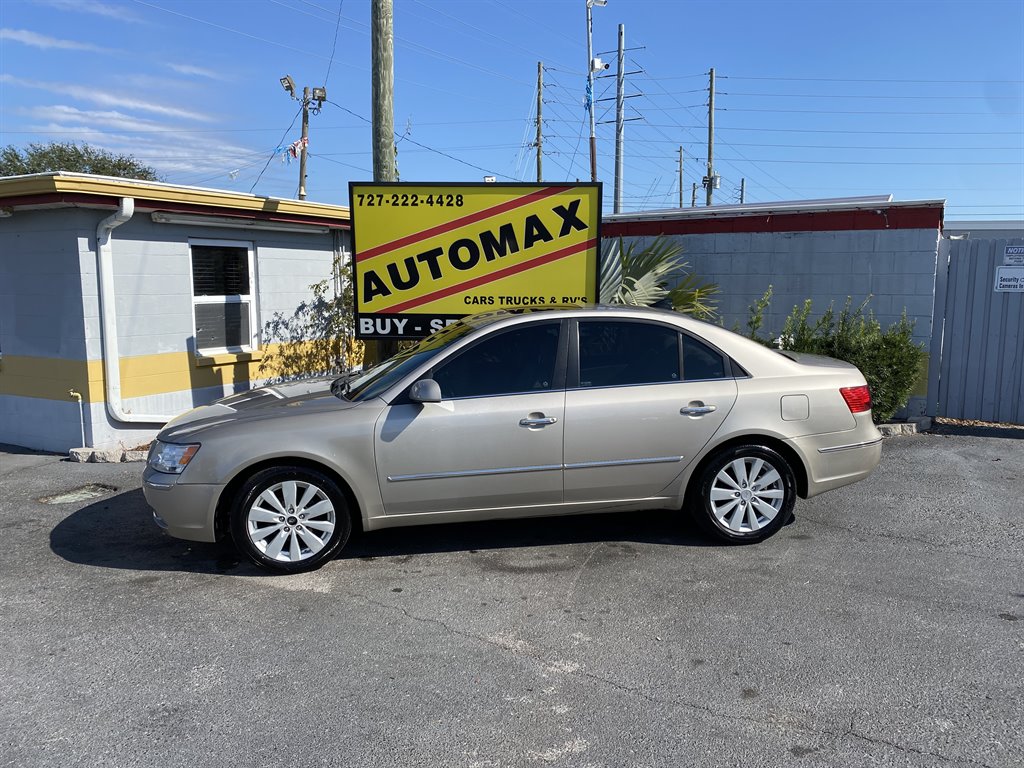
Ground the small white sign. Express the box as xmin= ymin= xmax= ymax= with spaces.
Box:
xmin=1005 ymin=245 xmax=1024 ymax=266
xmin=994 ymin=265 xmax=1024 ymax=292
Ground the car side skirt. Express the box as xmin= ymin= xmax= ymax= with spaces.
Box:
xmin=363 ymin=496 xmax=678 ymax=531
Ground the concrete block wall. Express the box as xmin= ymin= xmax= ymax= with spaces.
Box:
xmin=83 ymin=217 xmax=342 ymax=449
xmin=623 ymin=228 xmax=940 ymax=346
xmin=0 ymin=209 xmax=93 ymax=360
xmin=1 ymin=206 xmax=347 ymax=452
xmin=0 ymin=210 xmax=95 ymax=451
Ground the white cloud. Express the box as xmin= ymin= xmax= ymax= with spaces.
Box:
xmin=0 ymin=28 xmax=112 ymax=52
xmin=34 ymin=0 xmax=142 ymax=23
xmin=19 ymin=105 xmax=166 ymax=133
xmin=167 ymin=63 xmax=224 ymax=80
xmin=0 ymin=74 xmax=214 ymax=122
xmin=24 ymin=120 xmax=266 ymax=176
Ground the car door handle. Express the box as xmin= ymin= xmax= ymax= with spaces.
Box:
xmin=680 ymin=403 xmax=717 ymax=416
xmin=520 ymin=415 xmax=558 ymax=427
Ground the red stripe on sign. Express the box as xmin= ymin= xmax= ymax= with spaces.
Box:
xmin=379 ymin=238 xmax=598 ymax=314
xmin=356 ymin=186 xmax=575 ymax=263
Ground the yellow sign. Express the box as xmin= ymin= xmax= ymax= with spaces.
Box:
xmin=350 ymin=182 xmax=602 ymax=339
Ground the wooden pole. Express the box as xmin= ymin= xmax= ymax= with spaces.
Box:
xmin=298 ymin=86 xmax=310 ymax=200
xmin=370 ymin=0 xmax=397 ymax=362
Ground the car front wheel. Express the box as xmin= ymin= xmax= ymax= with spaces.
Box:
xmin=694 ymin=445 xmax=796 ymax=543
xmin=230 ymin=466 xmax=352 ymax=573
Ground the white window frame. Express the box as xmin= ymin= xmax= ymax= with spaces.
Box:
xmin=187 ymin=238 xmax=260 ymax=356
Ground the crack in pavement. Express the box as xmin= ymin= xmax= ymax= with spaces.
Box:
xmin=847 ymin=712 xmax=1001 ymax=768
xmin=562 ymin=543 xmax=603 ymax=605
xmin=798 ymin=513 xmax=1023 ymax=567
xmin=348 ymin=589 xmax=1014 ymax=767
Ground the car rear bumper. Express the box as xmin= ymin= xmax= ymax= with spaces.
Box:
xmin=142 ymin=467 xmax=221 ymax=543
xmin=788 ymin=421 xmax=883 ymax=498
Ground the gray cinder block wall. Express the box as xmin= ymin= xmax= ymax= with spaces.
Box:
xmin=604 ymin=201 xmax=944 ymax=417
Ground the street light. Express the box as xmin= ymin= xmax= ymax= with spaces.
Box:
xmin=586 ymin=0 xmax=606 ymax=182
xmin=279 ymin=74 xmax=296 ymax=98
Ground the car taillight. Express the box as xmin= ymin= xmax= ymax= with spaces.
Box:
xmin=840 ymin=385 xmax=872 ymax=413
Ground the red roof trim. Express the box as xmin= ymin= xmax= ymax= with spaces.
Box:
xmin=602 ymin=206 xmax=942 ymax=238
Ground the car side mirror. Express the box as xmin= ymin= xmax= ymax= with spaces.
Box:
xmin=408 ymin=378 xmax=442 ymax=404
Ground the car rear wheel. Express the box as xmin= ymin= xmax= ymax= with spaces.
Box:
xmin=694 ymin=445 xmax=796 ymax=543
xmin=230 ymin=466 xmax=352 ymax=573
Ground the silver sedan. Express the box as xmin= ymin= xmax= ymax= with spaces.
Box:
xmin=143 ymin=306 xmax=882 ymax=573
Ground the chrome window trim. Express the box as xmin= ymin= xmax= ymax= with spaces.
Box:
xmin=817 ymin=438 xmax=883 ymax=454
xmin=570 ymin=378 xmax=740 ymax=393
xmin=564 ymin=455 xmax=683 ymax=470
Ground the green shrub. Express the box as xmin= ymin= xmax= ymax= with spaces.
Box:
xmin=745 ymin=287 xmax=927 ymax=423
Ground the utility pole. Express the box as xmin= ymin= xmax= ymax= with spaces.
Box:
xmin=613 ymin=24 xmax=625 ymax=213
xmin=371 ymin=0 xmax=396 ymax=184
xmin=691 ymin=182 xmax=697 ymax=207
xmin=371 ymin=0 xmax=396 ymax=363
xmin=298 ymin=86 xmax=310 ymax=200
xmin=705 ymin=67 xmax=715 ymax=206
xmin=677 ymin=146 xmax=683 ymax=208
xmin=740 ymin=178 xmax=746 ymax=204
xmin=278 ymin=76 xmax=324 ymax=200
xmin=536 ymin=62 xmax=543 ymax=182
xmin=585 ymin=0 xmax=606 ymax=182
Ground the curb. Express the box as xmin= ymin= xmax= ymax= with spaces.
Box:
xmin=878 ymin=416 xmax=932 ymax=437
xmin=69 ymin=449 xmax=149 ymax=463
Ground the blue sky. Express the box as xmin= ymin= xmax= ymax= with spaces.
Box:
xmin=1 ymin=0 xmax=1022 ymax=220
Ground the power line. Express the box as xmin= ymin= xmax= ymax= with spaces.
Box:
xmin=309 ymin=153 xmax=372 ymax=173
xmin=250 ymin=105 xmax=303 ymax=193
xmin=271 ymin=0 xmax=533 ymax=86
xmin=323 ymin=0 xmax=345 ymax=88
xmin=323 ymin=100 xmax=517 ymax=180
xmin=629 ymin=57 xmax=804 ymax=199
xmin=717 ymin=107 xmax=1023 ymax=116
xmin=408 ymin=0 xmax=576 ymax=72
xmin=719 ymin=74 xmax=1024 ymax=84
xmin=682 ymin=158 xmax=1024 ymax=166
xmin=719 ymin=91 xmax=1023 ymax=100
xmin=129 ymin=0 xmax=331 ymax=60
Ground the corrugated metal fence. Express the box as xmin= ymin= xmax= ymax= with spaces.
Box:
xmin=930 ymin=238 xmax=1024 ymax=423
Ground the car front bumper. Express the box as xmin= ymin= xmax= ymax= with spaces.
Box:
xmin=142 ymin=467 xmax=222 ymax=543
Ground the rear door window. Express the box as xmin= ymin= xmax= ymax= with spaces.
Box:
xmin=577 ymin=321 xmax=680 ymax=387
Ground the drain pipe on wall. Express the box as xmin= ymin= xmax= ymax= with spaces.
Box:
xmin=96 ymin=198 xmax=175 ymax=424
xmin=68 ymin=389 xmax=86 ymax=448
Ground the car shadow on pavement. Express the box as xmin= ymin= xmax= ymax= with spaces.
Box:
xmin=928 ymin=423 xmax=1024 ymax=440
xmin=49 ymin=487 xmax=720 ymax=576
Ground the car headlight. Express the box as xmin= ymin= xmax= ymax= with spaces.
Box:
xmin=148 ymin=441 xmax=201 ymax=474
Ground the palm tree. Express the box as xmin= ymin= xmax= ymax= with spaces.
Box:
xmin=599 ymin=236 xmax=719 ymax=319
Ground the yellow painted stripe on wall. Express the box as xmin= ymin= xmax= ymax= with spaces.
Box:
xmin=0 ymin=356 xmax=105 ymax=402
xmin=119 ymin=352 xmax=262 ymax=399
xmin=0 ymin=342 xmax=341 ymax=403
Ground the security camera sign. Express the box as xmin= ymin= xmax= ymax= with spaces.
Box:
xmin=350 ymin=182 xmax=601 ymax=339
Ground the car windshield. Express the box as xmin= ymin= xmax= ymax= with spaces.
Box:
xmin=333 ymin=320 xmax=479 ymax=402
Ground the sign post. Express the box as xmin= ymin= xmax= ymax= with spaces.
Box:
xmin=350 ymin=182 xmax=602 ymax=339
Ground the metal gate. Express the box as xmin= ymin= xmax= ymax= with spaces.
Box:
xmin=929 ymin=237 xmax=1024 ymax=423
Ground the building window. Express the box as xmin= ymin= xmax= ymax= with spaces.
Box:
xmin=189 ymin=240 xmax=258 ymax=355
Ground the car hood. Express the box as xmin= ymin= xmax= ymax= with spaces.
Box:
xmin=159 ymin=378 xmax=358 ymax=441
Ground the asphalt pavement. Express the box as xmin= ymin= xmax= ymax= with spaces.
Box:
xmin=1 ymin=427 xmax=1022 ymax=768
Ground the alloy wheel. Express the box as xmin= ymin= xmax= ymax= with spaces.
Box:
xmin=708 ymin=456 xmax=786 ymax=535
xmin=246 ymin=480 xmax=337 ymax=563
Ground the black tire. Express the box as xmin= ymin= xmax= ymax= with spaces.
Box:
xmin=230 ymin=466 xmax=352 ymax=573
xmin=691 ymin=444 xmax=796 ymax=544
